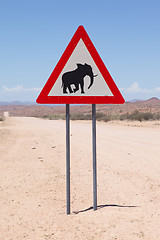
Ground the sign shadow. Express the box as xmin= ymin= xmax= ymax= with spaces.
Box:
xmin=73 ymin=203 xmax=138 ymax=214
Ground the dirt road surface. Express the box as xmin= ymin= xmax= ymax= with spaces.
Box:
xmin=0 ymin=117 xmax=160 ymax=240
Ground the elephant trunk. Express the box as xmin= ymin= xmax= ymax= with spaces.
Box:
xmin=88 ymin=74 xmax=98 ymax=89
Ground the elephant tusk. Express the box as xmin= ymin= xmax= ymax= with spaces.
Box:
xmin=94 ymin=74 xmax=98 ymax=78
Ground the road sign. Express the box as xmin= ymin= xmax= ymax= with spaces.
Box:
xmin=36 ymin=25 xmax=124 ymax=104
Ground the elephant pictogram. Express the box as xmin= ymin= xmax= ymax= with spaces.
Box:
xmin=62 ymin=63 xmax=97 ymax=94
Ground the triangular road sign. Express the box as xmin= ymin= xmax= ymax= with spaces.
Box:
xmin=36 ymin=26 xmax=125 ymax=104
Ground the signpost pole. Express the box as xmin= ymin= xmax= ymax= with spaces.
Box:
xmin=66 ymin=104 xmax=70 ymax=215
xmin=92 ymin=104 xmax=97 ymax=210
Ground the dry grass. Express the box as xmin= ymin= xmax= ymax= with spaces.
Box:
xmin=38 ymin=110 xmax=160 ymax=122
xmin=0 ymin=98 xmax=160 ymax=122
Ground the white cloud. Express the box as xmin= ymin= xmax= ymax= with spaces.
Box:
xmin=2 ymin=85 xmax=41 ymax=93
xmin=155 ymin=87 xmax=160 ymax=92
xmin=122 ymin=82 xmax=160 ymax=94
xmin=0 ymin=85 xmax=42 ymax=102
xmin=125 ymin=82 xmax=151 ymax=93
xmin=121 ymin=82 xmax=160 ymax=100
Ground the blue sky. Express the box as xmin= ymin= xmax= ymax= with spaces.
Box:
xmin=0 ymin=0 xmax=160 ymax=102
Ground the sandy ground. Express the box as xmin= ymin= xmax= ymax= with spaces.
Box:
xmin=0 ymin=117 xmax=160 ymax=240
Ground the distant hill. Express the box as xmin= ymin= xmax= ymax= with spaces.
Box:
xmin=0 ymin=98 xmax=160 ymax=118
xmin=142 ymin=97 xmax=160 ymax=103
xmin=127 ymin=97 xmax=160 ymax=103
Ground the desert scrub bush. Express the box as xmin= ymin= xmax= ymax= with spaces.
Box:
xmin=96 ymin=112 xmax=106 ymax=120
xmin=96 ymin=112 xmax=114 ymax=122
xmin=49 ymin=114 xmax=63 ymax=120
xmin=42 ymin=114 xmax=64 ymax=120
xmin=142 ymin=112 xmax=154 ymax=121
xmin=101 ymin=115 xmax=112 ymax=122
xmin=154 ymin=113 xmax=160 ymax=120
xmin=70 ymin=112 xmax=113 ymax=122
xmin=70 ymin=113 xmax=92 ymax=120
xmin=0 ymin=116 xmax=4 ymax=121
xmin=120 ymin=110 xmax=155 ymax=122
xmin=128 ymin=110 xmax=143 ymax=121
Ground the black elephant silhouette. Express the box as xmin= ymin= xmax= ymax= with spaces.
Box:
xmin=62 ymin=63 xmax=97 ymax=94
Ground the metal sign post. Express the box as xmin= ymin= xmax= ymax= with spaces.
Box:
xmin=66 ymin=104 xmax=70 ymax=215
xmin=92 ymin=104 xmax=97 ymax=210
xmin=66 ymin=103 xmax=97 ymax=214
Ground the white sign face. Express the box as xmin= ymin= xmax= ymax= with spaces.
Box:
xmin=48 ymin=39 xmax=113 ymax=97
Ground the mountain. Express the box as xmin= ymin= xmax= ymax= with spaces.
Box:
xmin=0 ymin=98 xmax=160 ymax=117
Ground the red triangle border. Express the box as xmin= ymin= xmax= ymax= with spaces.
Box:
xmin=36 ymin=26 xmax=125 ymax=104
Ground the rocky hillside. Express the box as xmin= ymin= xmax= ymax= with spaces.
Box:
xmin=0 ymin=98 xmax=160 ymax=118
